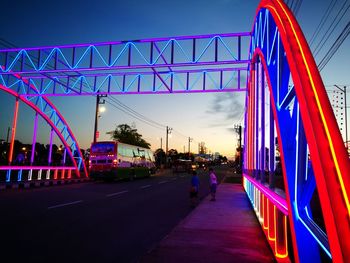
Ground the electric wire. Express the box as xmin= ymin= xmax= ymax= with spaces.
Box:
xmin=309 ymin=0 xmax=338 ymax=47
xmin=107 ymin=96 xmax=166 ymax=129
xmin=105 ymin=97 xmax=194 ymax=142
xmin=318 ymin=20 xmax=350 ymax=71
xmin=313 ymin=0 xmax=350 ymax=58
xmin=105 ymin=99 xmax=165 ymax=131
xmin=293 ymin=0 xmax=303 ymax=15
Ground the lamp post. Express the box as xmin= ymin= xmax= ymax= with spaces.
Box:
xmin=93 ymin=94 xmax=107 ymax=143
xmin=188 ymin=137 xmax=193 ymax=159
xmin=165 ymin=126 xmax=172 ymax=166
xmin=234 ymin=124 xmax=243 ymax=170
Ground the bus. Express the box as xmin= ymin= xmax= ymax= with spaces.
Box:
xmin=89 ymin=141 xmax=156 ymax=180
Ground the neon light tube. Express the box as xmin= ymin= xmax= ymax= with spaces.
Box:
xmin=243 ymin=174 xmax=288 ymax=215
xmin=0 ymin=166 xmax=76 ymax=170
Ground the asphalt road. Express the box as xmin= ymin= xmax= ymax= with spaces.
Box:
xmin=0 ymin=166 xmax=226 ymax=263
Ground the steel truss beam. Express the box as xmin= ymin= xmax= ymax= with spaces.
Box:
xmin=0 ymin=33 xmax=250 ymax=96
xmin=1 ymin=67 xmax=247 ymax=96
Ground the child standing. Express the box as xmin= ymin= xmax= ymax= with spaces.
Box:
xmin=209 ymin=168 xmax=217 ymax=201
xmin=190 ymin=171 xmax=200 ymax=207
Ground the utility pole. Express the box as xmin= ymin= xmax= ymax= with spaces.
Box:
xmin=188 ymin=137 xmax=193 ymax=159
xmin=234 ymin=124 xmax=242 ymax=149
xmin=334 ymin=85 xmax=348 ymax=149
xmin=6 ymin=126 xmax=10 ymax=144
xmin=234 ymin=124 xmax=242 ymax=169
xmin=160 ymin=137 xmax=163 ymax=150
xmin=93 ymin=94 xmax=107 ymax=143
xmin=165 ymin=126 xmax=172 ymax=166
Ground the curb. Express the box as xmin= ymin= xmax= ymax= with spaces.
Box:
xmin=0 ymin=177 xmax=90 ymax=190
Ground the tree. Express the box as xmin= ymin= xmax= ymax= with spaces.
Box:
xmin=107 ymin=124 xmax=151 ymax=149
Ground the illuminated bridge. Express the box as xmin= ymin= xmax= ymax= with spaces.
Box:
xmin=0 ymin=0 xmax=349 ymax=262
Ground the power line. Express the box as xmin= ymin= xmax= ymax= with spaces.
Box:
xmin=105 ymin=99 xmax=164 ymax=131
xmin=105 ymin=98 xmax=198 ymax=145
xmin=309 ymin=0 xmax=338 ymax=47
xmin=313 ymin=0 xmax=350 ymax=58
xmin=106 ymin=97 xmax=196 ymax=143
xmin=293 ymin=0 xmax=303 ymax=16
xmin=318 ymin=20 xmax=350 ymax=71
xmin=107 ymin=96 xmax=166 ymax=129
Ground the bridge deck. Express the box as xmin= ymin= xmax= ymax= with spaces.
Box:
xmin=142 ymin=183 xmax=275 ymax=263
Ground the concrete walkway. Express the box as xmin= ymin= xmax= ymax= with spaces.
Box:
xmin=141 ymin=183 xmax=275 ymax=263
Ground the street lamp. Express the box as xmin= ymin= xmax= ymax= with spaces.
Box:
xmin=165 ymin=126 xmax=172 ymax=167
xmin=188 ymin=137 xmax=193 ymax=159
xmin=99 ymin=106 xmax=106 ymax=114
xmin=234 ymin=124 xmax=243 ymax=170
xmin=93 ymin=94 xmax=107 ymax=143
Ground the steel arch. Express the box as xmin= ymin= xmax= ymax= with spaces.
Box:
xmin=0 ymin=72 xmax=88 ymax=178
xmin=244 ymin=0 xmax=350 ymax=262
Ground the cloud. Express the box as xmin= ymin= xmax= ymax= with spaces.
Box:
xmin=206 ymin=92 xmax=245 ymax=128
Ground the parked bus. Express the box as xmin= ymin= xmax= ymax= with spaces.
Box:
xmin=89 ymin=141 xmax=156 ymax=180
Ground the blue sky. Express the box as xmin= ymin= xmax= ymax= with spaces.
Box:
xmin=1 ymin=0 xmax=349 ymax=157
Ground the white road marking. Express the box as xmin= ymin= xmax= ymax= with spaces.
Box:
xmin=106 ymin=190 xmax=129 ymax=197
xmin=48 ymin=200 xmax=83 ymax=210
xmin=179 ymin=175 xmax=185 ymax=178
xmin=171 ymin=178 xmax=177 ymax=181
xmin=158 ymin=181 xmax=168 ymax=184
xmin=140 ymin=184 xmax=152 ymax=189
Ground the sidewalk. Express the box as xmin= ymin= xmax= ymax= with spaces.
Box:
xmin=141 ymin=183 xmax=275 ymax=263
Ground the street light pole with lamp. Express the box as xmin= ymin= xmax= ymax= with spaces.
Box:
xmin=234 ymin=124 xmax=243 ymax=170
xmin=165 ymin=126 xmax=172 ymax=167
xmin=188 ymin=137 xmax=193 ymax=159
xmin=93 ymin=94 xmax=107 ymax=143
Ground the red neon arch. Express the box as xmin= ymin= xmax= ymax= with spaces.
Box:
xmin=0 ymin=84 xmax=82 ymax=177
xmin=251 ymin=0 xmax=350 ymax=262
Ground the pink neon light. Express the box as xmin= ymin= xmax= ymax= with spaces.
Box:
xmin=243 ymin=174 xmax=288 ymax=215
xmin=0 ymin=66 xmax=87 ymax=177
xmin=0 ymin=166 xmax=75 ymax=170
xmin=8 ymin=99 xmax=19 ymax=164
xmin=0 ymin=32 xmax=250 ymax=52
xmin=0 ymin=84 xmax=80 ymax=176
xmin=17 ymin=77 xmax=87 ymax=178
xmin=30 ymin=113 xmax=39 ymax=164
xmin=22 ymin=88 xmax=248 ymax=97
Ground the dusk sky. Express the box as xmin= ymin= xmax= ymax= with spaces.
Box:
xmin=1 ymin=0 xmax=349 ymax=158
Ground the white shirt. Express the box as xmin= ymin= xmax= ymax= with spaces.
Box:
xmin=209 ymin=172 xmax=217 ymax=184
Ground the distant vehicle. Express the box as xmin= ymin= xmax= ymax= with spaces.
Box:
xmin=172 ymin=159 xmax=197 ymax=173
xmin=89 ymin=141 xmax=156 ymax=180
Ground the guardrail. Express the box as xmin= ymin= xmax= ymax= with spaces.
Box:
xmin=243 ymin=175 xmax=291 ymax=261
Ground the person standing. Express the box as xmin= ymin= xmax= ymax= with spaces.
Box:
xmin=190 ymin=170 xmax=200 ymax=207
xmin=209 ymin=168 xmax=217 ymax=201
